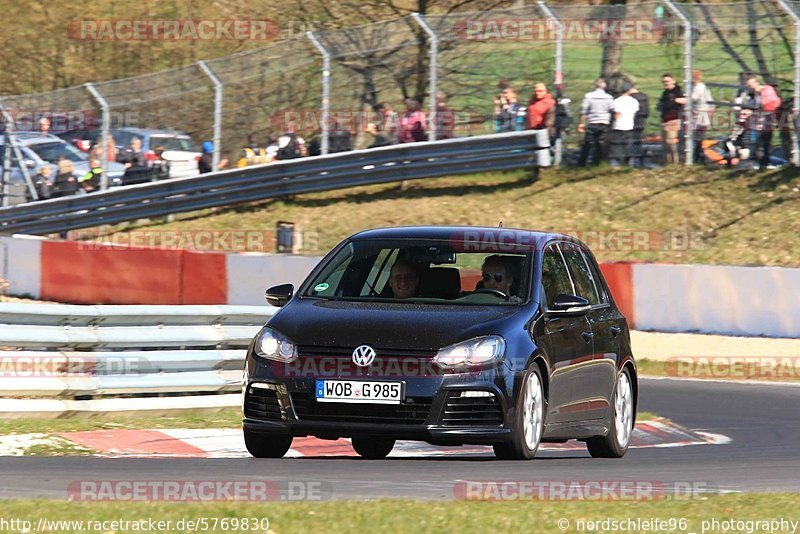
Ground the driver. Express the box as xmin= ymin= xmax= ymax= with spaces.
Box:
xmin=388 ymin=259 xmax=420 ymax=299
xmin=480 ymin=256 xmax=521 ymax=302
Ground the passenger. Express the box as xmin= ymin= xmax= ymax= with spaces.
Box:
xmin=388 ymin=260 xmax=420 ymax=299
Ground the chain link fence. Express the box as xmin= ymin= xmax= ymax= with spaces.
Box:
xmin=1 ymin=0 xmax=799 ymax=201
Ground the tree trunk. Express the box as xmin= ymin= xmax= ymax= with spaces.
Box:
xmin=600 ymin=1 xmax=628 ymax=94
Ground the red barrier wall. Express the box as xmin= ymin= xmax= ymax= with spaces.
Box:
xmin=599 ymin=262 xmax=636 ymax=328
xmin=40 ymin=241 xmax=227 ymax=305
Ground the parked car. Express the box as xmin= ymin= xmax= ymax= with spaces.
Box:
xmin=110 ymin=127 xmax=200 ymax=179
xmin=0 ymin=132 xmax=125 ymax=205
xmin=243 ymin=226 xmax=637 ymax=460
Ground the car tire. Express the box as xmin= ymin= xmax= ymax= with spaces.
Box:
xmin=243 ymin=429 xmax=293 ymax=458
xmin=586 ymin=368 xmax=634 ymax=458
xmin=351 ymin=437 xmax=395 ymax=459
xmin=493 ymin=365 xmax=545 ymax=460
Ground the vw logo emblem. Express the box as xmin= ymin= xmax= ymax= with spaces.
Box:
xmin=352 ymin=345 xmax=376 ymax=367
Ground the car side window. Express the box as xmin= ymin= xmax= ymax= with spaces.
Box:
xmin=561 ymin=242 xmax=600 ymax=305
xmin=582 ymin=249 xmax=609 ymax=304
xmin=541 ymin=244 xmax=573 ymax=308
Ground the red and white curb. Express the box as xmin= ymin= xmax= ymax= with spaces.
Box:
xmin=0 ymin=419 xmax=729 ymax=458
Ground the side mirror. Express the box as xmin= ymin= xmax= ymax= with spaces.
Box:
xmin=265 ymin=283 xmax=294 ymax=307
xmin=24 ymin=159 xmax=37 ymax=169
xmin=549 ymin=294 xmax=591 ymax=315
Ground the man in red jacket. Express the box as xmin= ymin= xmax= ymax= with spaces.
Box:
xmin=528 ymin=83 xmax=556 ymax=134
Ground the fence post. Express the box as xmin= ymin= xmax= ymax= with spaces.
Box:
xmin=0 ymin=102 xmax=38 ymax=203
xmin=776 ymin=0 xmax=800 ymax=167
xmin=663 ymin=0 xmax=693 ymax=165
xmin=306 ymin=31 xmax=331 ymax=155
xmin=197 ymin=61 xmax=224 ymax=172
xmin=537 ymin=0 xmax=564 ymax=164
xmin=411 ymin=13 xmax=439 ymax=141
xmin=84 ymin=83 xmax=110 ymax=190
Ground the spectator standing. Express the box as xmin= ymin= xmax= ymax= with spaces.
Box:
xmin=629 ymin=82 xmax=649 ymax=168
xmin=577 ymin=78 xmax=614 ymax=166
xmin=38 ymin=117 xmax=51 ymax=135
xmin=117 ymin=137 xmax=148 ymax=169
xmin=690 ymin=69 xmax=714 ymax=163
xmin=656 ymin=73 xmax=687 ymax=164
xmin=609 ymin=82 xmax=640 ymax=167
xmin=51 ymin=159 xmax=78 ymax=198
xmin=79 ymin=159 xmax=103 ymax=192
xmin=151 ymin=145 xmax=170 ymax=180
xmin=199 ymin=141 xmax=214 ymax=173
xmin=26 ymin=165 xmax=52 ymax=202
xmin=742 ymin=74 xmax=781 ymax=168
xmin=493 ymin=86 xmax=522 ymax=133
xmin=527 ymin=83 xmax=556 ymax=136
xmin=366 ymin=102 xmax=400 ymax=148
xmin=434 ymin=92 xmax=455 ymax=140
xmin=398 ymin=99 xmax=427 ymax=143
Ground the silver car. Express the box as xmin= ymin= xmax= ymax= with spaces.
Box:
xmin=0 ymin=132 xmax=125 ymax=205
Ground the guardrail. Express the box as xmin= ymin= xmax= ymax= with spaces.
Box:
xmin=0 ymin=303 xmax=273 ymax=416
xmin=0 ymin=131 xmax=544 ymax=236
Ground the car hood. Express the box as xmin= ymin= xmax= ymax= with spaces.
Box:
xmin=267 ymin=297 xmax=525 ymax=352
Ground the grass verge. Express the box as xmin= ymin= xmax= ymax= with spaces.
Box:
xmin=89 ymin=165 xmax=800 ymax=267
xmin=636 ymin=358 xmax=800 ymax=383
xmin=2 ymin=494 xmax=799 ymax=533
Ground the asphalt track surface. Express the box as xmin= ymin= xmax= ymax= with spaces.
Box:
xmin=1 ymin=377 xmax=799 ymax=500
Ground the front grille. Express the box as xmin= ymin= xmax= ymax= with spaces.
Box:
xmin=297 ymin=346 xmax=436 ymax=358
xmin=290 ymin=392 xmax=432 ymax=425
xmin=244 ymin=386 xmax=283 ymax=420
xmin=441 ymin=391 xmax=504 ymax=426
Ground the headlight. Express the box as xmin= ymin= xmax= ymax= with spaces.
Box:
xmin=433 ymin=336 xmax=506 ymax=369
xmin=254 ymin=327 xmax=298 ymax=362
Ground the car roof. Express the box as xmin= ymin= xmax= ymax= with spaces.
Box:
xmin=0 ymin=132 xmax=64 ymax=144
xmin=350 ymin=226 xmax=577 ymax=250
xmin=110 ymin=127 xmax=191 ymax=137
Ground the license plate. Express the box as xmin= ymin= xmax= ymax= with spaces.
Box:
xmin=315 ymin=380 xmax=404 ymax=404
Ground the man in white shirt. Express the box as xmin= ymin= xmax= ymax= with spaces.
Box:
xmin=577 ymin=78 xmax=614 ymax=166
xmin=609 ymin=82 xmax=640 ymax=167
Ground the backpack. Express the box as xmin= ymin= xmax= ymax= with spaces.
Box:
xmin=276 ymin=133 xmax=300 ymax=160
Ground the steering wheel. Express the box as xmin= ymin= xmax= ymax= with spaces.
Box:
xmin=474 ymin=287 xmax=509 ymax=299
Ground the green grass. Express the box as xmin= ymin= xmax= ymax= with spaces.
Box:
xmin=0 ymin=408 xmax=243 ymax=435
xmin=93 ymin=165 xmax=800 ymax=267
xmin=1 ymin=494 xmax=799 ymax=533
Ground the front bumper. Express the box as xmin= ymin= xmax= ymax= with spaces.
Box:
xmin=242 ymin=359 xmax=516 ymax=445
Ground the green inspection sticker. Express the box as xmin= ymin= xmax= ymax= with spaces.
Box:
xmin=314 ymin=283 xmax=330 ymax=292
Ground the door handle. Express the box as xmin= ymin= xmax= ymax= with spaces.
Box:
xmin=610 ymin=325 xmax=621 ymax=338
xmin=581 ymin=331 xmax=594 ymax=343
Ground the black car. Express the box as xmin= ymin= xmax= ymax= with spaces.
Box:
xmin=243 ymin=226 xmax=637 ymax=460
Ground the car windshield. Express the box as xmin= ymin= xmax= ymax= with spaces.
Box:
xmin=27 ymin=141 xmax=87 ymax=163
xmin=151 ymin=136 xmax=197 ymax=152
xmin=304 ymin=238 xmax=532 ymax=305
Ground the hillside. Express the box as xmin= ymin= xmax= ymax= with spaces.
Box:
xmin=95 ymin=165 xmax=800 ymax=267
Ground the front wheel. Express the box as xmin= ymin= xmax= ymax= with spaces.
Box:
xmin=243 ymin=428 xmax=293 ymax=458
xmin=586 ymin=368 xmax=634 ymax=458
xmin=351 ymin=437 xmax=395 ymax=459
xmin=493 ymin=365 xmax=545 ymax=460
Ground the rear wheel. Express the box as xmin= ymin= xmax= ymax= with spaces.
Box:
xmin=586 ymin=368 xmax=634 ymax=458
xmin=351 ymin=437 xmax=395 ymax=459
xmin=243 ymin=429 xmax=293 ymax=458
xmin=493 ymin=366 xmax=544 ymax=460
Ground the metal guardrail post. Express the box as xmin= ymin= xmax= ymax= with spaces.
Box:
xmin=537 ymin=0 xmax=564 ymax=165
xmin=197 ymin=61 xmax=224 ymax=172
xmin=776 ymin=0 xmax=800 ymax=167
xmin=306 ymin=31 xmax=331 ymax=155
xmin=1 ymin=104 xmax=12 ymax=207
xmin=84 ymin=83 xmax=110 ymax=190
xmin=663 ymin=0 xmax=693 ymax=166
xmin=411 ymin=13 xmax=439 ymax=141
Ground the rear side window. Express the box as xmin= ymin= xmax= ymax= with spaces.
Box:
xmin=541 ymin=245 xmax=573 ymax=308
xmin=561 ymin=242 xmax=600 ymax=305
